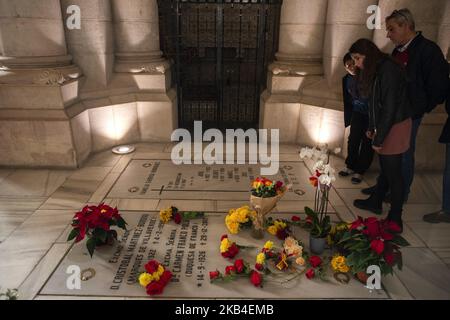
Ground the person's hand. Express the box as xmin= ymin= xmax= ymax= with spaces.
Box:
xmin=372 ymin=145 xmax=382 ymax=152
xmin=366 ymin=131 xmax=374 ymax=139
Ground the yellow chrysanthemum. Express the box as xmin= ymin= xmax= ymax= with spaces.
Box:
xmin=138 ymin=272 xmax=153 ymax=287
xmin=225 ymin=215 xmax=240 ymax=234
xmin=331 ymin=255 xmax=350 ymax=273
xmin=263 ymin=241 xmax=273 ymax=250
xmin=267 ymin=225 xmax=278 ymax=235
xmin=157 ymin=264 xmax=165 ymax=277
xmin=274 ymin=220 xmax=287 ymax=230
xmin=220 ymin=238 xmax=231 ymax=253
xmin=159 ymin=207 xmax=173 ymax=223
xmin=256 ymin=253 xmax=266 ymax=265
xmin=152 ymin=273 xmax=160 ymax=281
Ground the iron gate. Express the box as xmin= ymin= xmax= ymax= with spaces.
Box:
xmin=158 ymin=0 xmax=282 ymax=132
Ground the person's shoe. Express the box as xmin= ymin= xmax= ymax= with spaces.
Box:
xmin=353 ymin=198 xmax=382 ymax=215
xmin=423 ymin=211 xmax=450 ymax=224
xmin=361 ymin=185 xmax=376 ymax=195
xmin=351 ymin=174 xmax=363 ymax=184
xmin=339 ymin=167 xmax=354 ymax=177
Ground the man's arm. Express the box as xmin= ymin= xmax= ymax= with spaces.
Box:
xmin=422 ymin=42 xmax=450 ymax=113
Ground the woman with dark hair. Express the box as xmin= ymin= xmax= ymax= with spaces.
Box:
xmin=350 ymin=38 xmax=412 ymax=232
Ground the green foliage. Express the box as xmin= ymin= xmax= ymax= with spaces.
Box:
xmin=0 ymin=288 xmax=18 ymax=300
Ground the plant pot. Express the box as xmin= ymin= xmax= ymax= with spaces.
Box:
xmin=355 ymin=271 xmax=369 ymax=284
xmin=309 ymin=234 xmax=327 ymax=255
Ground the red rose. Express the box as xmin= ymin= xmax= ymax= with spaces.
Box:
xmin=144 ymin=260 xmax=160 ymax=274
xmin=370 ymin=239 xmax=385 ymax=255
xmin=255 ymin=263 xmax=264 ymax=271
xmin=220 ymin=234 xmax=228 ymax=241
xmin=209 ymin=271 xmax=220 ymax=280
xmin=146 ymin=280 xmax=165 ymax=295
xmin=225 ymin=265 xmax=236 ymax=275
xmin=160 ymin=270 xmax=172 ymax=285
xmin=234 ymin=259 xmax=245 ymax=273
xmin=275 ymin=181 xmax=284 ymax=189
xmin=305 ymin=216 xmax=313 ymax=225
xmin=225 ymin=243 xmax=240 ymax=259
xmin=250 ymin=270 xmax=263 ymax=287
xmin=309 ymin=256 xmax=322 ymax=268
xmin=173 ymin=212 xmax=182 ymax=224
xmin=291 ymin=216 xmax=301 ymax=222
xmin=306 ymin=268 xmax=315 ymax=279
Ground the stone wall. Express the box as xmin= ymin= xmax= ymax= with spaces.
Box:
xmin=0 ymin=0 xmax=448 ymax=169
xmin=0 ymin=0 xmax=175 ymax=168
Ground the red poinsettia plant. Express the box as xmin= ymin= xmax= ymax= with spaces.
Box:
xmin=67 ymin=203 xmax=127 ymax=257
xmin=337 ymin=216 xmax=410 ymax=276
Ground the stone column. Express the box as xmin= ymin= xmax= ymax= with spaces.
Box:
xmin=60 ymin=0 xmax=114 ymax=88
xmin=0 ymin=0 xmax=81 ymax=82
xmin=274 ymin=0 xmax=328 ymax=74
xmin=111 ymin=0 xmax=170 ymax=92
xmin=0 ymin=0 xmax=84 ymax=167
xmin=437 ymin=1 xmax=450 ymax=58
xmin=323 ymin=0 xmax=379 ymax=87
xmin=373 ymin=0 xmax=448 ymax=53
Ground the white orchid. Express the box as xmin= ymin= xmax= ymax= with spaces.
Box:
xmin=312 ymin=160 xmax=336 ymax=187
xmin=299 ymin=147 xmax=314 ymax=159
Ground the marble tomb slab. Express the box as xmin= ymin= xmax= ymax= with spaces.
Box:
xmin=107 ymin=160 xmax=314 ymax=201
xmin=41 ymin=212 xmax=388 ymax=299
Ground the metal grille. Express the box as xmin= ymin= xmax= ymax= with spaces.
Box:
xmin=158 ymin=0 xmax=282 ymax=132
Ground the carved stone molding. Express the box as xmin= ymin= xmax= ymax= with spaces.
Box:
xmin=31 ymin=66 xmax=82 ymax=85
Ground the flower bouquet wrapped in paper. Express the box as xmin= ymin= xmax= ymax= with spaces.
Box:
xmin=250 ymin=177 xmax=289 ymax=239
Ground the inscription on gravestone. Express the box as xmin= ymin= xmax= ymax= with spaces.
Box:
xmin=41 ymin=213 xmax=388 ymax=299
xmin=108 ymin=160 xmax=311 ymax=200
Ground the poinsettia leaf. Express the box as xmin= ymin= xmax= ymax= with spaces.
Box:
xmin=93 ymin=228 xmax=107 ymax=243
xmin=67 ymin=228 xmax=79 ymax=242
xmin=391 ymin=236 xmax=410 ymax=247
xmin=86 ymin=237 xmax=96 ymax=258
xmin=116 ymin=217 xmax=127 ymax=230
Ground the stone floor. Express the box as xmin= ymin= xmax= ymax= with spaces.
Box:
xmin=0 ymin=143 xmax=449 ymax=300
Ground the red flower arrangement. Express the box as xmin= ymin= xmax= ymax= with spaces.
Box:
xmin=159 ymin=206 xmax=204 ymax=224
xmin=67 ymin=203 xmax=127 ymax=257
xmin=220 ymin=235 xmax=240 ymax=259
xmin=138 ymin=260 xmax=172 ymax=295
xmin=304 ymin=255 xmax=328 ymax=280
xmin=209 ymin=258 xmax=263 ymax=288
xmin=337 ymin=216 xmax=410 ymax=276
